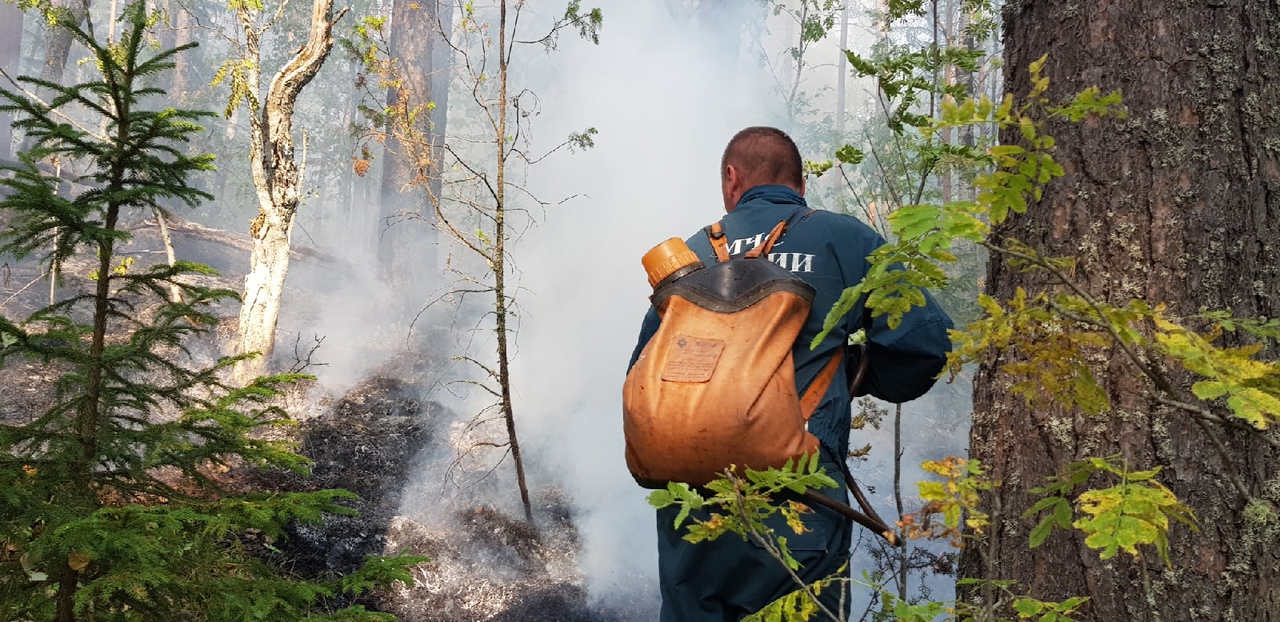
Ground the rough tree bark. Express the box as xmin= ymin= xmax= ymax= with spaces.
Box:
xmin=376 ymin=0 xmax=445 ymax=293
xmin=961 ymin=2 xmax=1280 ymax=620
xmin=170 ymin=6 xmax=195 ymax=101
xmin=0 ymin=1 xmax=21 ymax=159
xmin=234 ymin=0 xmax=344 ymax=379
xmin=20 ymin=0 xmax=88 ymax=155
xmin=38 ymin=0 xmax=88 ymax=87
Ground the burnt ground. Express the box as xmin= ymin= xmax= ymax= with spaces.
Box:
xmin=226 ymin=360 xmax=645 ymax=621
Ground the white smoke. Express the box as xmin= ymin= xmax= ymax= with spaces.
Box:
xmin=504 ymin=0 xmax=789 ymax=607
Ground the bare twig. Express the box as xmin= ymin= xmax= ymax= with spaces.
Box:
xmin=1190 ymin=416 xmax=1253 ymax=499
xmin=287 ymin=333 xmax=327 ymax=374
xmin=0 ymin=271 xmax=49 ymax=310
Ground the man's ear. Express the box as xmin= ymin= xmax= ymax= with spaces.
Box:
xmin=724 ymin=164 xmax=741 ymax=188
xmin=722 ymin=164 xmax=743 ymax=212
xmin=798 ymin=176 xmax=806 ymax=197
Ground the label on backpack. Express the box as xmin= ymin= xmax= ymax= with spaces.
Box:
xmin=660 ymin=335 xmax=724 ymax=383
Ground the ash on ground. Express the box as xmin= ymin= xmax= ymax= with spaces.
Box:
xmin=377 ymin=499 xmax=640 ymax=622
xmin=248 ymin=365 xmax=649 ymax=621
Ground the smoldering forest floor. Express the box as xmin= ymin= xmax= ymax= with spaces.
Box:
xmin=0 ymin=234 xmax=654 ymax=620
xmin=234 ymin=367 xmax=650 ymax=621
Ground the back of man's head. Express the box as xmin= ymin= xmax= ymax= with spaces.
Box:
xmin=721 ymin=127 xmax=804 ymax=192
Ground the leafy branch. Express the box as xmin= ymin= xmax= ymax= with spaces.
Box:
xmin=648 ymin=455 xmax=845 ymax=621
xmin=1024 ymin=457 xmax=1197 ymax=567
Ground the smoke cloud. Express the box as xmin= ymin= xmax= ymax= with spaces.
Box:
xmin=504 ymin=0 xmax=792 ymax=608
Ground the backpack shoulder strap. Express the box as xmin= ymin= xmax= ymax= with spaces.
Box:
xmin=705 ymin=222 xmax=730 ymax=263
xmin=707 ymin=207 xmax=815 ymax=262
xmin=744 ymin=219 xmax=787 ymax=259
xmin=744 ymin=208 xmax=816 ymax=259
xmin=799 ymin=349 xmax=843 ymax=420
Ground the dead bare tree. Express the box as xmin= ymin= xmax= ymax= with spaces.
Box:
xmin=413 ymin=0 xmax=600 ymax=522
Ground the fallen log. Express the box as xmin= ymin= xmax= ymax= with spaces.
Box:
xmin=135 ymin=213 xmax=346 ymax=269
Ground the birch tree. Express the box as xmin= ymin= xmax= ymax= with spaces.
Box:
xmin=219 ymin=0 xmax=347 ymax=379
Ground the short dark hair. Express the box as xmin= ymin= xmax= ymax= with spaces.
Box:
xmin=721 ymin=127 xmax=804 ymax=190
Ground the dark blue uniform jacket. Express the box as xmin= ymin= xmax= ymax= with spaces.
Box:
xmin=628 ymin=185 xmax=953 ymax=621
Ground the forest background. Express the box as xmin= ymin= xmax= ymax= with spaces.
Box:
xmin=0 ymin=0 xmax=1276 ymax=620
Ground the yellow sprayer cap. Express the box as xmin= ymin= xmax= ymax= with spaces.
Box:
xmin=642 ymin=237 xmax=701 ymax=289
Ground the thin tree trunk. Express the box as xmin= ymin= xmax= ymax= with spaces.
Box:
xmin=835 ymin=0 xmax=848 ymax=136
xmin=495 ymin=0 xmax=532 ymax=524
xmin=893 ymin=403 xmax=907 ymax=601
xmin=938 ymin=0 xmax=954 ymax=203
xmin=107 ymin=0 xmax=119 ymax=41
xmin=154 ymin=208 xmax=181 ymax=302
xmin=25 ymin=0 xmax=89 ymax=153
xmin=961 ymin=2 xmax=1280 ymax=620
xmin=54 ymin=567 xmax=78 ymax=622
xmin=40 ymin=0 xmax=89 ymax=85
xmin=956 ymin=8 xmax=975 ymax=150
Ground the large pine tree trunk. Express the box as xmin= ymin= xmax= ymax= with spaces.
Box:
xmin=24 ymin=0 xmax=88 ymax=153
xmin=39 ymin=0 xmax=88 ymax=86
xmin=0 ymin=1 xmax=21 ymax=158
xmin=961 ymin=2 xmax=1280 ymax=620
xmin=376 ymin=0 xmax=444 ymax=292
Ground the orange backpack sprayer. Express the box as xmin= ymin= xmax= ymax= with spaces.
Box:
xmin=623 ymin=217 xmax=898 ymax=543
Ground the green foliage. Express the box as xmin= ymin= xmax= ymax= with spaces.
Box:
xmin=773 ymin=0 xmax=842 ymax=52
xmin=1025 ymin=457 xmax=1197 ymax=566
xmin=649 ymin=455 xmax=850 ymax=622
xmin=1154 ymin=313 xmax=1280 ymax=427
xmin=0 ymin=7 xmax=418 ymax=619
xmin=1008 ymin=596 xmax=1090 ymax=622
xmin=563 ymin=0 xmax=605 ymax=45
xmin=947 ymin=290 xmax=1280 ymax=428
xmin=648 ymin=454 xmax=838 ymax=571
xmin=871 ymin=576 xmax=1089 ymax=622
xmin=814 ymin=58 xmax=1125 ymax=345
xmin=211 ymin=59 xmax=260 ymax=119
xmin=948 ymin=289 xmax=1112 ymax=415
xmin=567 ymin=127 xmax=599 ymax=152
xmin=744 ymin=565 xmax=847 ymax=622
xmin=845 ymin=45 xmax=985 ymax=134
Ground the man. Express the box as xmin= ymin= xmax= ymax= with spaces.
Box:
xmin=628 ymin=127 xmax=953 ymax=620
